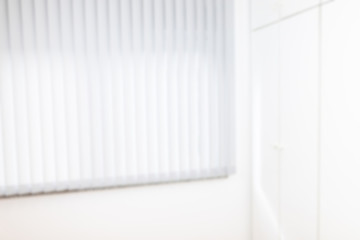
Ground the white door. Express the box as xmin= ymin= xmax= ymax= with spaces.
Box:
xmin=279 ymin=9 xmax=319 ymax=240
xmin=321 ymin=1 xmax=360 ymax=239
xmin=252 ymin=8 xmax=320 ymax=240
xmin=252 ymin=24 xmax=281 ymax=240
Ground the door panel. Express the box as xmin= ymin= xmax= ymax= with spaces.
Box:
xmin=279 ymin=9 xmax=319 ymax=240
xmin=252 ymin=24 xmax=280 ymax=240
xmin=321 ymin=1 xmax=360 ymax=239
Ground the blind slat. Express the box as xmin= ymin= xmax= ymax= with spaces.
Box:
xmin=0 ymin=0 xmax=235 ymax=197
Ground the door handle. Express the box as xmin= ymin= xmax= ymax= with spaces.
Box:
xmin=272 ymin=143 xmax=284 ymax=151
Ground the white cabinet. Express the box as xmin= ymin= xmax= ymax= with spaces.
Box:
xmin=321 ymin=1 xmax=360 ymax=239
xmin=252 ymin=9 xmax=319 ymax=240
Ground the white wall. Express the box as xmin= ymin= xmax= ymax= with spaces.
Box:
xmin=0 ymin=1 xmax=251 ymax=239
xmin=0 ymin=176 xmax=249 ymax=240
xmin=251 ymin=0 xmax=360 ymax=239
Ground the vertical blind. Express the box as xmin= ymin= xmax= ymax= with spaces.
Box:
xmin=0 ymin=0 xmax=235 ymax=197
